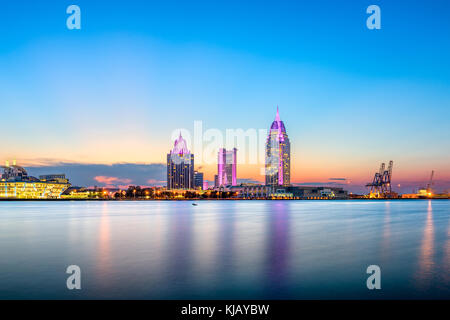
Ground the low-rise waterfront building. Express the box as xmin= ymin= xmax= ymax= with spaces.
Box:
xmin=229 ymin=184 xmax=348 ymax=199
xmin=0 ymin=161 xmax=70 ymax=199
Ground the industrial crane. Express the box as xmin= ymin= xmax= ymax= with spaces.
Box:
xmin=418 ymin=170 xmax=435 ymax=198
xmin=426 ymin=170 xmax=434 ymax=193
xmin=366 ymin=160 xmax=394 ymax=198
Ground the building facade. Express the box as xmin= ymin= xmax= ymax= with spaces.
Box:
xmin=229 ymin=184 xmax=348 ymax=200
xmin=217 ymin=148 xmax=237 ymax=186
xmin=194 ymin=171 xmax=204 ymax=190
xmin=0 ymin=161 xmax=70 ymax=199
xmin=167 ymin=133 xmax=195 ymax=190
xmin=265 ymin=107 xmax=291 ymax=187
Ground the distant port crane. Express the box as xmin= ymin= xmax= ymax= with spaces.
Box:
xmin=366 ymin=160 xmax=394 ymax=198
xmin=426 ymin=170 xmax=434 ymax=193
xmin=418 ymin=170 xmax=434 ymax=198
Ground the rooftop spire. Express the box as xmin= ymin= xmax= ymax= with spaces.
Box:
xmin=171 ymin=132 xmax=190 ymax=155
xmin=275 ymin=105 xmax=280 ymax=121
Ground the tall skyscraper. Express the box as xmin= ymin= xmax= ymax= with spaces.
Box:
xmin=167 ymin=133 xmax=194 ymax=190
xmin=217 ymin=148 xmax=237 ymax=186
xmin=265 ymin=106 xmax=290 ymax=187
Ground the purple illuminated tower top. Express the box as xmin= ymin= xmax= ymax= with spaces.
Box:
xmin=171 ymin=132 xmax=190 ymax=155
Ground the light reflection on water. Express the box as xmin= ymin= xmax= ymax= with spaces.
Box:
xmin=0 ymin=200 xmax=449 ymax=299
xmin=415 ymin=201 xmax=435 ymax=289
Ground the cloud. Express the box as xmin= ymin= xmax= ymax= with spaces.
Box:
xmin=26 ymin=162 xmax=166 ymax=188
xmin=94 ymin=176 xmax=132 ymax=187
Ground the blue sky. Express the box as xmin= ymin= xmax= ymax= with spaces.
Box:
xmin=0 ymin=0 xmax=449 ymax=192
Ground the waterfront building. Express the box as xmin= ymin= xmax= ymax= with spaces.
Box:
xmin=229 ymin=184 xmax=348 ymax=200
xmin=230 ymin=184 xmax=274 ymax=199
xmin=287 ymin=186 xmax=348 ymax=200
xmin=265 ymin=106 xmax=291 ymax=187
xmin=39 ymin=174 xmax=69 ymax=184
xmin=167 ymin=133 xmax=195 ymax=190
xmin=194 ymin=171 xmax=204 ymax=190
xmin=217 ymin=148 xmax=237 ymax=187
xmin=0 ymin=161 xmax=70 ymax=199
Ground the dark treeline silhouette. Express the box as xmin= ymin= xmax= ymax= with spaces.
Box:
xmin=113 ymin=186 xmax=237 ymax=200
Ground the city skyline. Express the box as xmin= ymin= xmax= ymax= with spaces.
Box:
xmin=0 ymin=1 xmax=449 ymax=193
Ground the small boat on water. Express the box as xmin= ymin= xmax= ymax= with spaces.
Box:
xmin=192 ymin=203 xmax=198 ymax=206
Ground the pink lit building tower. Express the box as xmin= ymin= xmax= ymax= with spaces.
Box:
xmin=265 ymin=106 xmax=290 ymax=187
xmin=217 ymin=148 xmax=237 ymax=187
xmin=167 ymin=133 xmax=194 ymax=190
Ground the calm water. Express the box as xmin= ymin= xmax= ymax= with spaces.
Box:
xmin=0 ymin=200 xmax=449 ymax=299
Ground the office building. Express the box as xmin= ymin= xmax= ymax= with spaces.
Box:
xmin=167 ymin=133 xmax=195 ymax=190
xmin=265 ymin=106 xmax=290 ymax=186
xmin=217 ymin=148 xmax=237 ymax=186
xmin=194 ymin=171 xmax=204 ymax=190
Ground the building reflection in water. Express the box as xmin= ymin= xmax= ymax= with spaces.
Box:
xmin=265 ymin=201 xmax=290 ymax=296
xmin=189 ymin=206 xmax=220 ymax=285
xmin=216 ymin=207 xmax=235 ymax=277
xmin=166 ymin=206 xmax=193 ymax=292
xmin=415 ymin=200 xmax=435 ymax=288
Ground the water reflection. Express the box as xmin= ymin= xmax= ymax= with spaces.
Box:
xmin=416 ymin=200 xmax=434 ymax=288
xmin=216 ymin=207 xmax=235 ymax=277
xmin=190 ymin=206 xmax=220 ymax=284
xmin=167 ymin=206 xmax=194 ymax=289
xmin=381 ymin=202 xmax=391 ymax=262
xmin=2 ymin=200 xmax=449 ymax=299
xmin=96 ymin=202 xmax=112 ymax=288
xmin=444 ymin=222 xmax=450 ymax=284
xmin=266 ymin=202 xmax=290 ymax=295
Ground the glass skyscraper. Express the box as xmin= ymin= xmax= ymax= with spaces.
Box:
xmin=167 ymin=133 xmax=194 ymax=190
xmin=217 ymin=148 xmax=237 ymax=186
xmin=265 ymin=107 xmax=290 ymax=187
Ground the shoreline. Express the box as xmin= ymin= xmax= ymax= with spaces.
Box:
xmin=0 ymin=198 xmax=448 ymax=202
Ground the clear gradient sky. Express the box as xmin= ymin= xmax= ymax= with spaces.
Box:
xmin=0 ymin=0 xmax=449 ymax=192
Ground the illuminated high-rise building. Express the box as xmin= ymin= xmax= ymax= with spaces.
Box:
xmin=265 ymin=106 xmax=290 ymax=187
xmin=217 ymin=148 xmax=237 ymax=186
xmin=167 ymin=133 xmax=194 ymax=190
